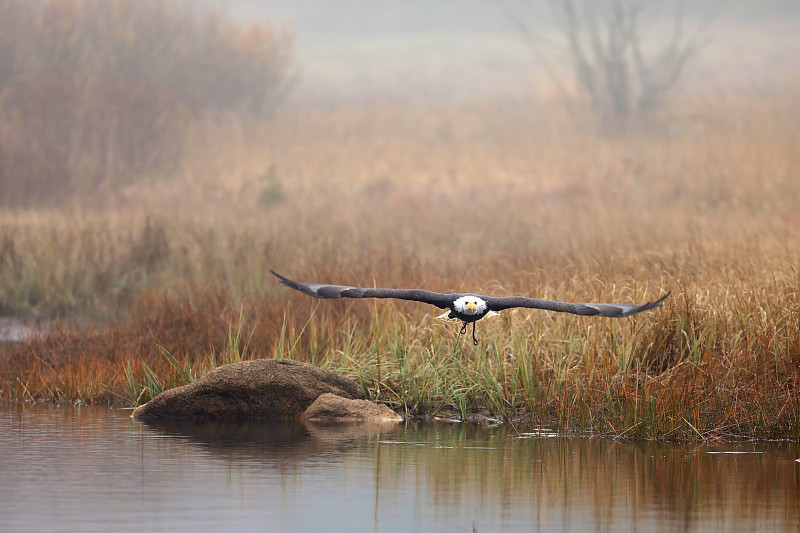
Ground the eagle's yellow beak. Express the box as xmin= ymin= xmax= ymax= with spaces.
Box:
xmin=466 ymin=302 xmax=476 ymax=312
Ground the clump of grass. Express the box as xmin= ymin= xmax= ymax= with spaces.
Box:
xmin=257 ymin=166 xmax=287 ymax=207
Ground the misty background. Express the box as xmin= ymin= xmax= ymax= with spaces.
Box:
xmin=1 ymin=0 xmax=799 ymax=206
xmin=223 ymin=0 xmax=800 ymax=105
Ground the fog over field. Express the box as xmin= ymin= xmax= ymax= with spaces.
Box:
xmin=219 ymin=0 xmax=800 ymax=105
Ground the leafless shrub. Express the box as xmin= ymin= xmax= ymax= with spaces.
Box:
xmin=506 ymin=0 xmax=712 ymax=127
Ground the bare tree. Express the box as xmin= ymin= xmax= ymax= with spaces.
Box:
xmin=505 ymin=0 xmax=713 ymax=126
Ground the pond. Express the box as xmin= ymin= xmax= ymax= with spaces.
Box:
xmin=1 ymin=404 xmax=798 ymax=532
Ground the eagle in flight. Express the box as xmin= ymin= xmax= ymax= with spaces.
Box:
xmin=271 ymin=271 xmax=669 ymax=345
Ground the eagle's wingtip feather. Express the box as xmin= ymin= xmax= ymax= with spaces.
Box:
xmin=270 ymin=270 xmax=298 ymax=290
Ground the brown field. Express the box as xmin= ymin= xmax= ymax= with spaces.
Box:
xmin=1 ymin=82 xmax=799 ymax=439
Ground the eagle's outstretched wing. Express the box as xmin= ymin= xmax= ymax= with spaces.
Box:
xmin=271 ymin=271 xmax=454 ymax=309
xmin=484 ymin=292 xmax=670 ymax=317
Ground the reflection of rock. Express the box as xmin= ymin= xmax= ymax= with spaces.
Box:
xmin=304 ymin=419 xmax=401 ymax=446
xmin=136 ymin=418 xmax=401 ymax=464
xmin=141 ymin=419 xmax=312 ymax=452
xmin=302 ymin=393 xmax=402 ymax=424
xmin=132 ymin=358 xmax=365 ymax=421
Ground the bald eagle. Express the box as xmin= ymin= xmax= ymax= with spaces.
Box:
xmin=271 ymin=271 xmax=669 ymax=345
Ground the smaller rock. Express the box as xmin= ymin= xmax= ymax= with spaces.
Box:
xmin=302 ymin=393 xmax=402 ymax=424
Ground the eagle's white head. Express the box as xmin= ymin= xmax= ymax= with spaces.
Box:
xmin=453 ymin=295 xmax=487 ymax=316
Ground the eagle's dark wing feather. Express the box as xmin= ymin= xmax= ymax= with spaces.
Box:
xmin=271 ymin=271 xmax=454 ymax=309
xmin=484 ymin=292 xmax=669 ymax=318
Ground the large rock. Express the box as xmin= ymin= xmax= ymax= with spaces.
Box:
xmin=302 ymin=393 xmax=402 ymax=424
xmin=132 ymin=359 xmax=365 ymax=421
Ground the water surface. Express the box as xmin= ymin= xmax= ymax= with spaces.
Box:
xmin=1 ymin=404 xmax=798 ymax=532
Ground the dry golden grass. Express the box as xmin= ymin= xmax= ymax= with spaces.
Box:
xmin=1 ymin=86 xmax=799 ymax=439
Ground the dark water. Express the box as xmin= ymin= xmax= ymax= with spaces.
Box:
xmin=1 ymin=404 xmax=798 ymax=533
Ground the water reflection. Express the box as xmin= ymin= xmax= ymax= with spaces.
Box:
xmin=1 ymin=404 xmax=798 ymax=532
xmin=142 ymin=417 xmax=402 ymax=463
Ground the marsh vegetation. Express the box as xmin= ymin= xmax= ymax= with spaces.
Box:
xmin=2 ymin=92 xmax=798 ymax=439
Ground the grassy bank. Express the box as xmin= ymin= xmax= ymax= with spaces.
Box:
xmin=1 ymin=90 xmax=799 ymax=439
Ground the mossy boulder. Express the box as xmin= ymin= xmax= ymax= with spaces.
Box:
xmin=132 ymin=358 xmax=365 ymax=421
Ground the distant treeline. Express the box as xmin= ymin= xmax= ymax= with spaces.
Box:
xmin=0 ymin=0 xmax=293 ymax=205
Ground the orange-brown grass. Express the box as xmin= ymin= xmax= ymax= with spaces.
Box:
xmin=1 ymin=86 xmax=799 ymax=439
